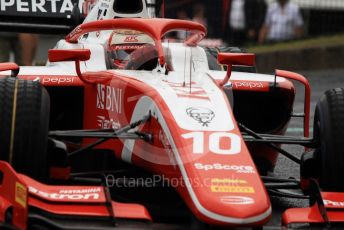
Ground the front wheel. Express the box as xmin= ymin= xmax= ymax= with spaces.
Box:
xmin=0 ymin=77 xmax=50 ymax=180
xmin=314 ymin=88 xmax=344 ymax=191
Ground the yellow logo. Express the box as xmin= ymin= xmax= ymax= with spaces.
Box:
xmin=211 ymin=178 xmax=247 ymax=184
xmin=15 ymin=182 xmax=27 ymax=208
xmin=211 ymin=185 xmax=255 ymax=193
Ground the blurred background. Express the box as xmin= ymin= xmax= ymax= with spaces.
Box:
xmin=164 ymin=0 xmax=344 ymax=72
xmin=166 ymin=0 xmax=344 ymax=40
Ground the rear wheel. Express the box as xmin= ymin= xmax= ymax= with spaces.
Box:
xmin=314 ymin=88 xmax=344 ymax=191
xmin=0 ymin=77 xmax=50 ymax=180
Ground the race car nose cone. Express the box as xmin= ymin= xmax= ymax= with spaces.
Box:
xmin=179 ymin=149 xmax=271 ymax=226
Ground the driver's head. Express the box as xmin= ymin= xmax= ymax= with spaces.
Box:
xmin=107 ymin=30 xmax=154 ymax=69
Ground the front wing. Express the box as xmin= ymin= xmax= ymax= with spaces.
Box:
xmin=0 ymin=161 xmax=151 ymax=230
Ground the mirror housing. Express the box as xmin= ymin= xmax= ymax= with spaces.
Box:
xmin=217 ymin=53 xmax=255 ymax=87
xmin=48 ymin=49 xmax=98 ymax=84
xmin=48 ymin=49 xmax=90 ymax=62
xmin=217 ymin=53 xmax=255 ymax=66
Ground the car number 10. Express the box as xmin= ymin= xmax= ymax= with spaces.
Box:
xmin=181 ymin=132 xmax=241 ymax=155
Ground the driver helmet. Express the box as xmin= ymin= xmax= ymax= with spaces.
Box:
xmin=107 ymin=30 xmax=154 ymax=69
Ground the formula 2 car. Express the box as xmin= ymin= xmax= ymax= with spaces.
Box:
xmin=1 ymin=1 xmax=344 ymax=230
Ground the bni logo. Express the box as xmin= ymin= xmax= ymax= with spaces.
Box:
xmin=96 ymin=84 xmax=123 ymax=113
xmin=97 ymin=84 xmax=105 ymax=109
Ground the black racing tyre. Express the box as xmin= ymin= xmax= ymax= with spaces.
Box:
xmin=0 ymin=77 xmax=50 ymax=180
xmin=314 ymin=88 xmax=344 ymax=191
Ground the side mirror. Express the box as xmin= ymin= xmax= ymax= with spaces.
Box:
xmin=217 ymin=53 xmax=255 ymax=66
xmin=217 ymin=53 xmax=255 ymax=86
xmin=48 ymin=49 xmax=90 ymax=62
xmin=48 ymin=49 xmax=95 ymax=84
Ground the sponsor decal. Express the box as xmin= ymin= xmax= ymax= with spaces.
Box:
xmin=97 ymin=8 xmax=102 ymax=19
xmin=211 ymin=185 xmax=255 ymax=193
xmin=220 ymin=196 xmax=254 ymax=205
xmin=233 ymin=82 xmax=264 ymax=89
xmin=97 ymin=84 xmax=105 ymax=109
xmin=186 ymin=107 xmax=214 ymax=127
xmin=124 ymin=36 xmax=139 ymax=43
xmin=194 ymin=163 xmax=255 ymax=173
xmin=324 ymin=199 xmax=344 ymax=207
xmin=15 ymin=182 xmax=27 ymax=208
xmin=29 ymin=186 xmax=101 ymax=200
xmin=211 ymin=178 xmax=247 ymax=184
xmin=96 ymin=2 xmax=109 ymax=19
xmin=165 ymin=81 xmax=209 ymax=100
xmin=95 ymin=1 xmax=109 ymax=20
xmin=210 ymin=178 xmax=254 ymax=194
xmin=96 ymin=84 xmax=123 ymax=113
xmin=42 ymin=77 xmax=75 ymax=84
xmin=112 ymin=45 xmax=144 ymax=50
xmin=58 ymin=188 xmax=101 ymax=194
xmin=97 ymin=115 xmax=121 ymax=129
xmin=0 ymin=0 xmax=80 ymax=14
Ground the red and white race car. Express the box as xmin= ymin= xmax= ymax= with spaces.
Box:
xmin=0 ymin=0 xmax=344 ymax=229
